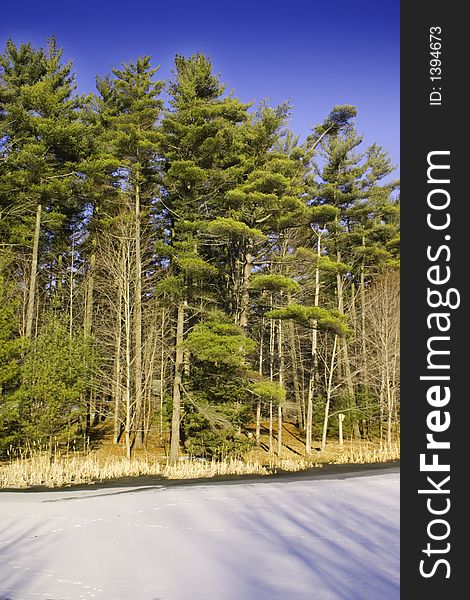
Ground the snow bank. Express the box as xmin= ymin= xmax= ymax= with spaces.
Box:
xmin=0 ymin=469 xmax=399 ymax=599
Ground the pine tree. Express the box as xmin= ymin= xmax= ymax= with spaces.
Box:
xmin=0 ymin=271 xmax=23 ymax=455
xmin=183 ymin=313 xmax=256 ymax=458
xmin=94 ymin=56 xmax=164 ymax=453
xmin=160 ymin=53 xmax=251 ymax=463
xmin=14 ymin=315 xmax=95 ymax=448
xmin=0 ymin=37 xmax=90 ymax=337
xmin=0 ymin=41 xmax=400 ymax=462
xmin=310 ymin=110 xmax=399 ymax=439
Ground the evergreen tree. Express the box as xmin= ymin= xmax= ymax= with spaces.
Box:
xmin=160 ymin=53 xmax=251 ymax=463
xmin=14 ymin=315 xmax=95 ymax=447
xmin=183 ymin=313 xmax=256 ymax=458
xmin=0 ymin=39 xmax=400 ymax=462
xmin=94 ymin=56 xmax=164 ymax=453
xmin=0 ymin=272 xmax=23 ymax=455
xmin=0 ymin=37 xmax=90 ymax=336
xmin=310 ymin=110 xmax=399 ymax=438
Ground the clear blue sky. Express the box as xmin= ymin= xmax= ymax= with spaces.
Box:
xmin=2 ymin=0 xmax=399 ymax=170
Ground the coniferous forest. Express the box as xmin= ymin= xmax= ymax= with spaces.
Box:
xmin=0 ymin=37 xmax=400 ymax=469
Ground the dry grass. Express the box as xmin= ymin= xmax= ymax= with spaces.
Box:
xmin=0 ymin=450 xmax=268 ymax=489
xmin=164 ymin=459 xmax=268 ymax=480
xmin=250 ymin=441 xmax=399 ymax=472
xmin=331 ymin=441 xmax=400 ymax=464
xmin=0 ymin=433 xmax=399 ymax=489
xmin=0 ymin=451 xmax=160 ymax=489
xmin=272 ymin=457 xmax=323 ymax=471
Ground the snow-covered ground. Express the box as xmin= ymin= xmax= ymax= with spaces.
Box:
xmin=0 ymin=468 xmax=399 ymax=600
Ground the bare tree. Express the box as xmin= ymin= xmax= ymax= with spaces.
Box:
xmin=363 ymin=271 xmax=400 ymax=448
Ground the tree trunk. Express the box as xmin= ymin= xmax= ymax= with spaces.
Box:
xmin=336 ymin=251 xmax=360 ymax=439
xmin=277 ymin=319 xmax=284 ymax=457
xmin=113 ymin=248 xmax=123 ymax=445
xmin=69 ymin=237 xmax=75 ymax=338
xmin=360 ymin=246 xmax=367 ymax=373
xmin=342 ymin=338 xmax=360 ymax=438
xmin=134 ymin=181 xmax=143 ymax=447
xmin=143 ymin=337 xmax=155 ymax=445
xmin=321 ymin=335 xmax=338 ymax=452
xmin=288 ymin=316 xmax=303 ymax=428
xmin=239 ymin=239 xmax=253 ymax=329
xmin=391 ymin=320 xmax=400 ymax=445
xmin=268 ymin=304 xmax=275 ymax=455
xmin=387 ymin=381 xmax=393 ymax=450
xmin=84 ymin=238 xmax=96 ymax=338
xmin=169 ymin=300 xmax=185 ymax=465
xmin=159 ymin=308 xmax=166 ymax=444
xmin=287 ymin=321 xmax=305 ymax=429
xmin=83 ymin=237 xmax=96 ymax=438
xmin=359 ymin=243 xmax=369 ymax=436
xmin=256 ymin=319 xmax=264 ymax=445
xmin=306 ymin=233 xmax=321 ymax=454
xmin=269 ymin=401 xmax=273 ymax=456
xmin=384 ymin=319 xmax=393 ymax=450
xmin=25 ymin=204 xmax=41 ymax=339
xmin=123 ymin=242 xmax=133 ymax=460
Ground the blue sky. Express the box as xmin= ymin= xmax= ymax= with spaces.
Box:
xmin=1 ymin=0 xmax=399 ymax=170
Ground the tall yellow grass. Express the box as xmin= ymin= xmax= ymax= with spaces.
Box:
xmin=0 ymin=451 xmax=268 ymax=489
xmin=0 ymin=440 xmax=399 ymax=489
xmin=332 ymin=441 xmax=400 ymax=464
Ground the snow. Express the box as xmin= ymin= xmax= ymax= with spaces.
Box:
xmin=0 ymin=468 xmax=399 ymax=600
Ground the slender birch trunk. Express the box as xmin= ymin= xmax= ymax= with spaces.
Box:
xmin=277 ymin=319 xmax=284 ymax=457
xmin=134 ymin=181 xmax=143 ymax=447
xmin=306 ymin=231 xmax=321 ymax=454
xmin=256 ymin=317 xmax=264 ymax=445
xmin=321 ymin=335 xmax=338 ymax=452
xmin=84 ymin=238 xmax=96 ymax=338
xmin=336 ymin=250 xmax=360 ymax=439
xmin=82 ymin=236 xmax=96 ymax=438
xmin=160 ymin=308 xmax=166 ymax=444
xmin=123 ymin=243 xmax=133 ymax=460
xmin=305 ymin=329 xmax=316 ymax=454
xmin=268 ymin=304 xmax=274 ymax=456
xmin=113 ymin=247 xmax=123 ymax=444
xmin=25 ymin=204 xmax=42 ymax=339
xmin=169 ymin=300 xmax=185 ymax=465
xmin=69 ymin=236 xmax=75 ymax=338
xmin=359 ymin=238 xmax=369 ymax=436
xmin=287 ymin=312 xmax=303 ymax=428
